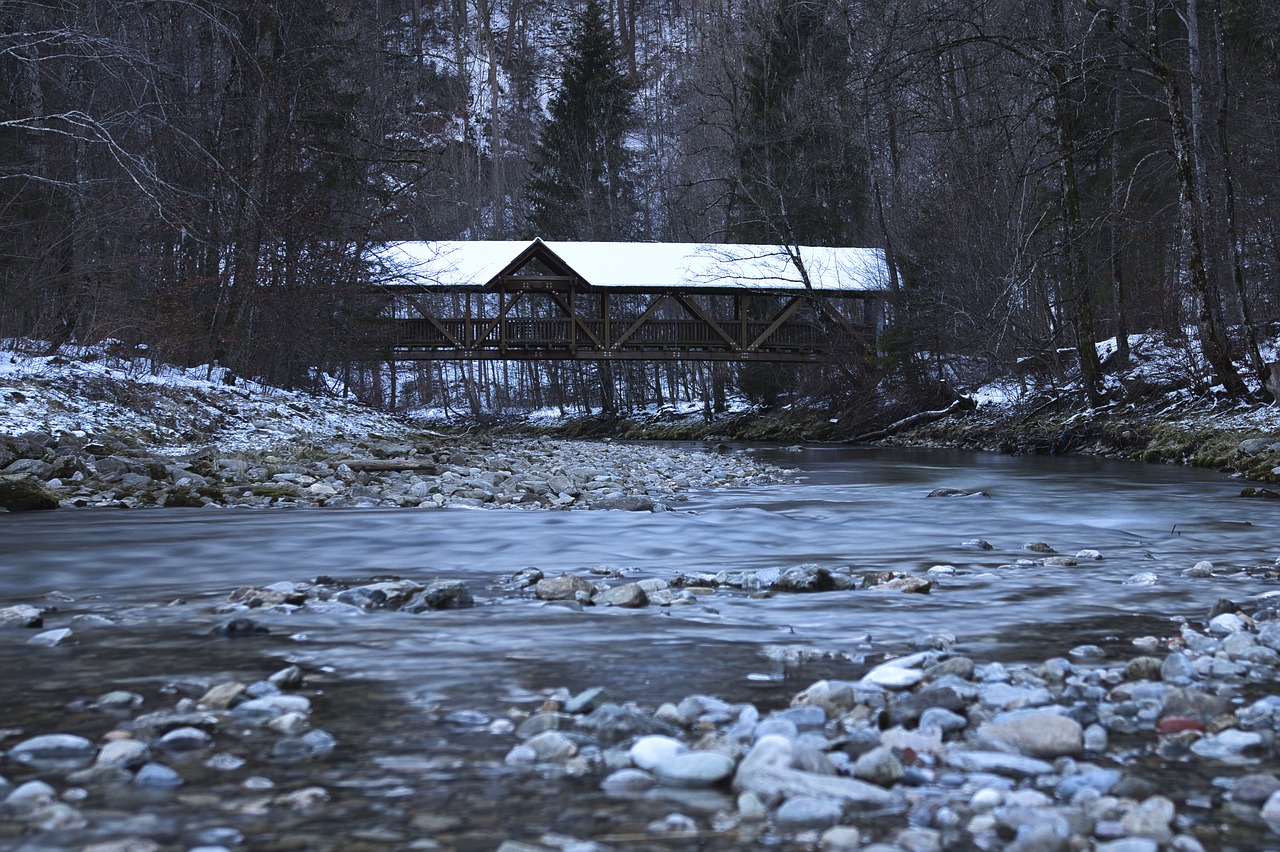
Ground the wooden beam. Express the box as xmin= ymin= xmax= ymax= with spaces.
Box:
xmin=611 ymin=294 xmax=670 ymax=348
xmin=387 ymin=348 xmax=818 ymax=363
xmin=403 ymin=296 xmax=464 ymax=347
xmin=674 ymin=294 xmax=738 ymax=349
xmin=476 ymin=291 xmax=523 ymax=346
xmin=548 ymin=291 xmax=602 ymax=349
xmin=749 ymin=296 xmax=805 ymax=350
xmin=815 ymin=295 xmax=857 ymax=335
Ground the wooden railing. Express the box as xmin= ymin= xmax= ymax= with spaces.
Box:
xmin=393 ymin=317 xmax=826 ymax=350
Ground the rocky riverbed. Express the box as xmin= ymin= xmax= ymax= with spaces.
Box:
xmin=0 ymin=431 xmax=790 ymax=513
xmin=6 ymin=555 xmax=1280 ymax=850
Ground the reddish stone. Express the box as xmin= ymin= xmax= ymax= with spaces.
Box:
xmin=1157 ymin=716 xmax=1205 ymax=734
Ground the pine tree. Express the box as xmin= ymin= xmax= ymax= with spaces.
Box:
xmin=525 ymin=0 xmax=637 ymax=240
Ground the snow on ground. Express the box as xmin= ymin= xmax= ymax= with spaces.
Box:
xmin=406 ymin=397 xmax=754 ymax=425
xmin=0 ymin=341 xmax=416 ymax=456
xmin=960 ymin=332 xmax=1280 ymax=435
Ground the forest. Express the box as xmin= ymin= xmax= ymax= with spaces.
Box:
xmin=2 ymin=0 xmax=1279 ymax=419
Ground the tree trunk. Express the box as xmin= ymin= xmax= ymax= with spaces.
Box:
xmin=1211 ymin=0 xmax=1265 ymax=381
xmin=1086 ymin=0 xmax=1247 ymax=395
xmin=1050 ymin=0 xmax=1106 ymax=405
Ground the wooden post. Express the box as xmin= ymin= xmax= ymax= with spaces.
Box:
xmin=602 ymin=293 xmax=611 ymax=349
xmin=569 ymin=286 xmax=577 ymax=356
xmin=499 ymin=292 xmax=507 ymax=352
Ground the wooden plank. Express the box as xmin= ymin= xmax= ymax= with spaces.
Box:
xmin=342 ymin=458 xmax=440 ymax=473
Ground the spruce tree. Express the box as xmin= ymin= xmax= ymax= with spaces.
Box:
xmin=526 ymin=0 xmax=637 ymax=240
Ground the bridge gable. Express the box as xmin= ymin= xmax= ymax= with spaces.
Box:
xmin=487 ymin=240 xmax=587 ymax=292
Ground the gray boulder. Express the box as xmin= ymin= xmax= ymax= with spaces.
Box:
xmin=977 ymin=710 xmax=1083 ymax=757
xmin=589 ymin=494 xmax=655 ymax=511
xmin=652 ymin=751 xmax=736 ymax=788
xmin=0 ymin=604 xmax=43 ymax=628
xmin=594 ymin=583 xmax=648 ymax=608
xmin=0 ymin=475 xmax=59 ymax=511
xmin=535 ymin=574 xmax=595 ymax=601
xmin=733 ymin=735 xmax=898 ymax=810
xmin=1240 ymin=438 xmax=1274 ymax=456
xmin=2 ymin=458 xmax=54 ymax=479
xmin=407 ymin=579 xmax=475 ymax=611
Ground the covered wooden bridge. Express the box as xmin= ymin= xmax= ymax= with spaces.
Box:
xmin=366 ymin=239 xmax=888 ymax=363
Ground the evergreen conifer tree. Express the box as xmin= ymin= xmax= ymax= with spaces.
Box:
xmin=526 ymin=0 xmax=637 ymax=240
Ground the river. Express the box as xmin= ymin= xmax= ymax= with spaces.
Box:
xmin=2 ymin=445 xmax=1279 ymax=850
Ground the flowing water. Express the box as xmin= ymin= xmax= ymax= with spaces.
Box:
xmin=2 ymin=445 xmax=1279 ymax=850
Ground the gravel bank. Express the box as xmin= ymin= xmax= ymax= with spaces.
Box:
xmin=0 ymin=431 xmax=790 ymax=512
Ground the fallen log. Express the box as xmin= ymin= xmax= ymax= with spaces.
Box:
xmin=340 ymin=459 xmax=440 ymax=473
xmin=845 ymin=398 xmax=973 ymax=444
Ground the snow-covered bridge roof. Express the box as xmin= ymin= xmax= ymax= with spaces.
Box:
xmin=369 ymin=239 xmax=888 ymax=293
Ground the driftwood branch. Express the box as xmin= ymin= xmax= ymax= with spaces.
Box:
xmin=846 ymin=399 xmax=973 ymax=444
xmin=341 ymin=459 xmax=440 ymax=473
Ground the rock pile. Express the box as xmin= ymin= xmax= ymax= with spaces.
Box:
xmin=492 ymin=600 xmax=1280 ymax=850
xmin=0 ymin=431 xmax=789 ymax=511
xmin=0 ymin=659 xmax=333 ymax=848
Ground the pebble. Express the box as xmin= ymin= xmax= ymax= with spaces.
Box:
xmin=853 ymin=745 xmax=904 ymax=786
xmin=14 ymin=432 xmax=793 ymax=512
xmin=1189 ymin=729 xmax=1265 ymax=760
xmin=4 ymin=779 xmax=57 ymax=811
xmin=12 ymin=427 xmax=1280 ymax=849
xmin=1120 ymin=795 xmax=1176 ymax=841
xmin=945 ymin=750 xmax=1055 ymax=778
xmin=9 ymin=733 xmax=95 ymax=763
xmin=26 ymin=627 xmax=73 ymax=646
xmin=652 ymin=751 xmax=735 ymax=787
xmin=95 ymin=739 xmax=151 ymax=768
xmin=977 ymin=711 xmax=1083 ymax=757
xmin=134 ymin=762 xmax=183 ymax=787
xmin=159 ymin=726 xmax=215 ymax=751
xmin=601 ymin=768 xmax=656 ymax=793
xmin=0 ymin=604 xmax=43 ymax=628
xmin=594 ymin=583 xmax=648 ymax=608
xmin=775 ymin=795 xmax=844 ymax=829
xmin=97 ymin=690 xmax=145 ymax=711
xmin=231 ymin=694 xmax=311 ymax=721
xmin=535 ymin=575 xmax=595 ymax=601
xmin=630 ymin=736 xmax=687 ymax=770
xmin=820 ymin=826 xmax=862 ymax=849
xmin=524 ymin=731 xmax=579 ymax=762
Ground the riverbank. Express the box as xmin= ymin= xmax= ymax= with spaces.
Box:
xmin=0 ymin=342 xmax=789 ymax=512
xmin=5 ymin=339 xmax=1280 ymax=514
xmin=884 ymin=391 xmax=1280 ymax=489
